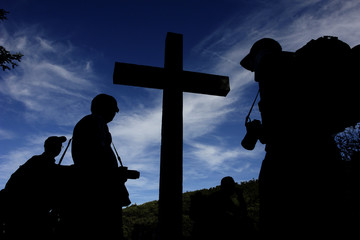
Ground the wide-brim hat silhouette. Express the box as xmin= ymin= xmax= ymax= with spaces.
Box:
xmin=240 ymin=38 xmax=282 ymax=71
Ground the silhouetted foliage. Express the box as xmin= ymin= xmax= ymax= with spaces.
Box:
xmin=0 ymin=9 xmax=9 ymax=21
xmin=123 ymin=201 xmax=159 ymax=240
xmin=0 ymin=9 xmax=23 ymax=71
xmin=0 ymin=46 xmax=23 ymax=71
xmin=335 ymin=123 xmax=360 ymax=161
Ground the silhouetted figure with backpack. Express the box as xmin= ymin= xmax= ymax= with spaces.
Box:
xmin=65 ymin=94 xmax=129 ymax=239
xmin=3 ymin=136 xmax=67 ymax=239
xmin=240 ymin=36 xmax=360 ymax=237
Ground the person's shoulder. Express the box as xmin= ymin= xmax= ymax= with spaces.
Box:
xmin=77 ymin=114 xmax=106 ymax=125
xmin=74 ymin=114 xmax=97 ymax=128
xmin=24 ymin=155 xmax=42 ymax=165
xmin=25 ymin=154 xmax=54 ymax=167
xmin=77 ymin=114 xmax=93 ymax=123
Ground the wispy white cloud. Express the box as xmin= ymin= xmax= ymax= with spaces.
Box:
xmin=186 ymin=142 xmax=241 ymax=168
xmin=0 ymin=25 xmax=98 ymax=126
xmin=111 ymin=106 xmax=162 ymax=150
xmin=0 ymin=128 xmax=15 ymax=140
xmin=184 ymin=139 xmax=264 ymax=174
xmin=195 ymin=0 xmax=360 ymax=58
xmin=110 ymin=102 xmax=162 ymax=168
xmin=183 ymin=93 xmax=236 ymax=140
xmin=36 ymin=37 xmax=56 ymax=53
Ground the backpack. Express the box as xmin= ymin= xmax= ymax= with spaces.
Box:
xmin=293 ymin=36 xmax=359 ymax=133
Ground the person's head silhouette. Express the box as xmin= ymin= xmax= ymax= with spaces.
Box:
xmin=91 ymin=94 xmax=119 ymax=123
xmin=44 ymin=136 xmax=67 ymax=158
xmin=240 ymin=38 xmax=282 ymax=72
xmin=220 ymin=176 xmax=236 ymax=195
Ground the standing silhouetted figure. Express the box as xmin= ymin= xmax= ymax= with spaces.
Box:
xmin=66 ymin=93 xmax=127 ymax=239
xmin=190 ymin=177 xmax=253 ymax=240
xmin=212 ymin=177 xmax=253 ymax=239
xmin=240 ymin=37 xmax=358 ymax=238
xmin=3 ymin=136 xmax=67 ymax=240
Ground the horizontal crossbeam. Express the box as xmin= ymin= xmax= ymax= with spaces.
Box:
xmin=113 ymin=62 xmax=230 ymax=97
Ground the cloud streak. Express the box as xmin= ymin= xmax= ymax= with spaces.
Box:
xmin=195 ymin=0 xmax=360 ymax=58
xmin=0 ymin=25 xmax=98 ymax=126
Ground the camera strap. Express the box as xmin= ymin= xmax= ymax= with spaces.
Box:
xmin=245 ymin=89 xmax=260 ymax=123
xmin=112 ymin=142 xmax=124 ymax=167
xmin=58 ymin=137 xmax=124 ymax=167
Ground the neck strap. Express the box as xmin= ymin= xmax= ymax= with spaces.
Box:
xmin=245 ymin=89 xmax=260 ymax=123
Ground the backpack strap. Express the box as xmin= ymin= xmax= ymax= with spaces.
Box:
xmin=245 ymin=89 xmax=260 ymax=124
xmin=58 ymin=138 xmax=72 ymax=165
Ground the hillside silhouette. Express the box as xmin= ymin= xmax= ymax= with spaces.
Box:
xmin=122 ymin=179 xmax=259 ymax=240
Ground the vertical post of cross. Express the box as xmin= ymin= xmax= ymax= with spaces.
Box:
xmin=158 ymin=32 xmax=183 ymax=240
xmin=113 ymin=32 xmax=230 ymax=240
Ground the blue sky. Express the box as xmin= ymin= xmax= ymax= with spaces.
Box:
xmin=1 ymin=0 xmax=360 ymax=205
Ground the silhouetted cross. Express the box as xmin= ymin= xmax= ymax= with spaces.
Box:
xmin=113 ymin=32 xmax=230 ymax=240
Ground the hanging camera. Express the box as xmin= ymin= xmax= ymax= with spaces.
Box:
xmin=241 ymin=118 xmax=262 ymax=150
xmin=118 ymin=166 xmax=140 ymax=179
xmin=241 ymin=89 xmax=262 ymax=150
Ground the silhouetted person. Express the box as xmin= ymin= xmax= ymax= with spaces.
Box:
xmin=66 ymin=93 xmax=127 ymax=239
xmin=212 ymin=177 xmax=253 ymax=239
xmin=190 ymin=177 xmax=253 ymax=240
xmin=3 ymin=136 xmax=67 ymax=240
xmin=240 ymin=37 xmax=356 ymax=237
